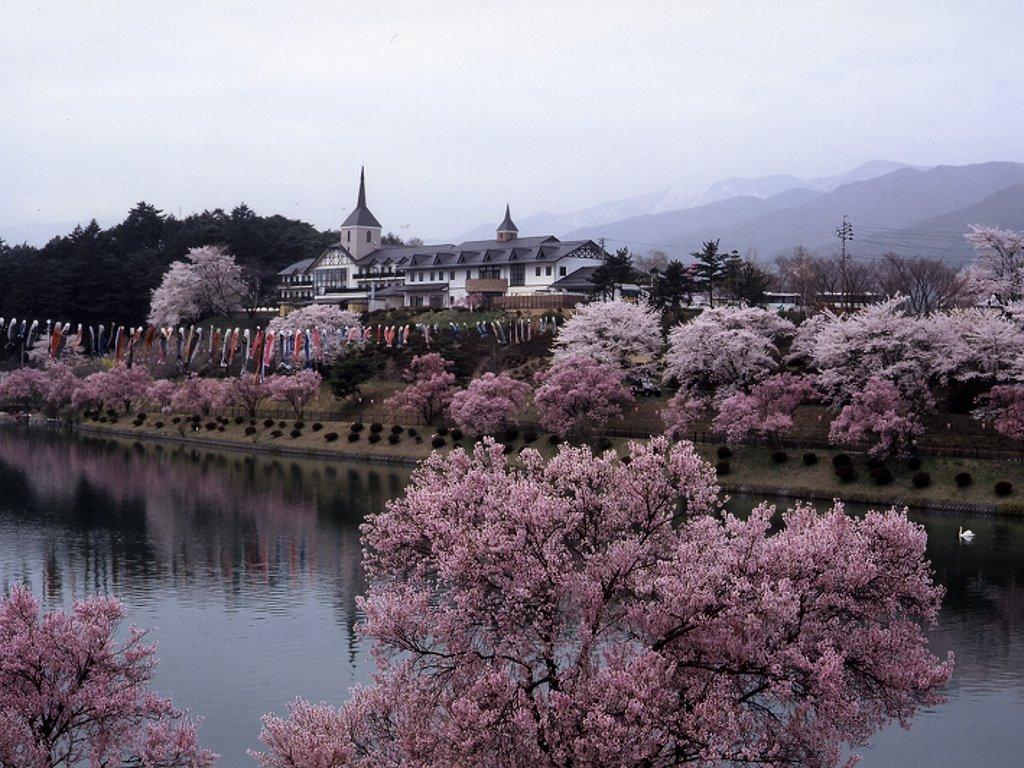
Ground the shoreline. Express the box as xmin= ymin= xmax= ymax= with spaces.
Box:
xmin=55 ymin=419 xmax=1013 ymax=517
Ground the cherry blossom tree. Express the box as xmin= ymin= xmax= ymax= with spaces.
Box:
xmin=0 ymin=367 xmax=47 ymax=410
xmin=941 ymin=309 xmax=1024 ymax=385
xmin=148 ymin=245 xmax=251 ymax=326
xmin=828 ymin=377 xmax=924 ymax=458
xmin=974 ymin=384 xmax=1024 ymax=441
xmin=660 ymin=392 xmax=707 ymax=440
xmin=0 ymin=586 xmax=216 ymax=768
xmin=794 ymin=297 xmax=953 ymax=408
xmin=449 ymin=372 xmax=532 ymax=435
xmin=147 ymin=378 xmax=180 ymax=413
xmin=963 ymin=225 xmax=1024 ymax=306
xmin=255 ymin=438 xmax=950 ymax=768
xmin=72 ymin=364 xmax=153 ymax=413
xmin=170 ymin=375 xmax=230 ymax=415
xmin=268 ymin=369 xmax=323 ymax=419
xmin=384 ymin=353 xmax=456 ymax=425
xmin=227 ymin=373 xmax=273 ymax=418
xmin=39 ymin=362 xmax=80 ymax=414
xmin=553 ymin=299 xmax=663 ymax=378
xmin=664 ymin=306 xmax=794 ymax=399
xmin=713 ymin=373 xmax=815 ymax=444
xmin=533 ymin=354 xmax=633 ymax=437
xmin=267 ymin=305 xmax=360 ymax=363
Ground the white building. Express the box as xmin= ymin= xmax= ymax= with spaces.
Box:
xmin=278 ymin=171 xmax=609 ymax=310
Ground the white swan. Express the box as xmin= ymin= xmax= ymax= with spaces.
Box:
xmin=958 ymin=526 xmax=975 ymax=541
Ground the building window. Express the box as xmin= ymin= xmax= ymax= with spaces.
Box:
xmin=430 ymin=271 xmax=435 ymax=281
xmin=366 ymin=230 xmax=372 ymax=243
xmin=559 ymin=266 xmax=567 ymax=276
xmin=546 ymin=266 xmax=552 ymax=276
xmin=313 ymin=268 xmax=348 ymax=292
xmin=419 ymin=272 xmax=425 ymax=282
xmin=479 ymin=266 xmax=500 ymax=279
xmin=449 ymin=271 xmax=455 ymax=280
xmin=510 ymin=264 xmax=526 ymax=287
xmin=535 ymin=266 xmax=541 ymax=277
xmin=347 ymin=231 xmax=351 ymax=242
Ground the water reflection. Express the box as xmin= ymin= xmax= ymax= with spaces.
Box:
xmin=1 ymin=428 xmax=1023 ymax=766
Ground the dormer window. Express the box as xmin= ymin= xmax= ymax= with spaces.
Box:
xmin=347 ymin=231 xmax=351 ymax=242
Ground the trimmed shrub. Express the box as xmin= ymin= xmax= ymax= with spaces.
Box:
xmin=715 ymin=460 xmax=731 ymax=476
xmin=172 ymin=416 xmax=181 ymax=424
xmin=872 ymin=468 xmax=893 ymax=485
xmin=451 ymin=428 xmax=463 ymax=441
xmin=912 ymin=472 xmax=931 ymax=489
xmin=217 ymin=426 xmax=225 ymax=432
xmin=205 ymin=421 xmax=217 ymax=431
xmin=244 ymin=426 xmax=257 ymax=436
xmin=234 ymin=416 xmax=246 ymax=425
xmin=717 ymin=446 xmax=732 ymax=460
xmin=437 ymin=427 xmax=450 ymax=436
xmin=270 ymin=429 xmax=283 ymax=438
xmin=368 ymin=433 xmax=381 ymax=444
xmin=835 ymin=465 xmax=856 ymax=482
xmin=907 ymin=456 xmax=922 ymax=471
xmin=154 ymin=421 xmax=164 ymax=429
xmin=311 ymin=422 xmax=323 ymax=432
xmin=135 ymin=412 xmax=147 ymax=421
xmin=132 ymin=419 xmax=144 ymax=428
xmin=407 ymin=428 xmax=419 ymax=438
xmin=414 ymin=435 xmax=423 ymax=444
xmin=523 ymin=430 xmax=538 ymax=444
xmin=347 ymin=432 xmax=360 ymax=443
xmin=249 ymin=418 xmax=257 ymax=426
xmin=191 ymin=414 xmax=202 ymax=423
xmin=350 ymin=422 xmax=365 ymax=432
xmin=324 ymin=432 xmax=339 ymax=442
xmin=955 ymin=472 xmax=973 ymax=488
xmin=431 ymin=436 xmax=446 ymax=448
xmin=866 ymin=457 xmax=884 ymax=470
xmin=802 ymin=452 xmax=818 ymax=466
xmin=391 ymin=424 xmax=404 ymax=434
xmin=263 ymin=418 xmax=275 ymax=428
xmin=995 ymin=481 xmax=1013 ymax=497
xmin=278 ymin=420 xmax=287 ymax=428
xmin=771 ymin=451 xmax=788 ymax=464
xmin=387 ymin=433 xmax=400 ymax=445
xmin=832 ymin=453 xmax=852 ymax=468
xmin=370 ymin=422 xmax=384 ymax=434
xmin=289 ymin=428 xmax=302 ymax=438
xmin=294 ymin=420 xmax=305 ymax=429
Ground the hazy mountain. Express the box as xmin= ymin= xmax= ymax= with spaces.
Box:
xmin=449 ymin=160 xmax=907 ymax=243
xmin=566 ymin=161 xmax=1024 ymax=261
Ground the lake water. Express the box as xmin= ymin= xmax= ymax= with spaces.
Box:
xmin=0 ymin=427 xmax=1021 ymax=767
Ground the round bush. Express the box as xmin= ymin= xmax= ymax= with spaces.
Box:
xmin=717 ymin=446 xmax=732 ymax=460
xmin=234 ymin=416 xmax=246 ymax=425
xmin=205 ymin=421 xmax=217 ymax=431
xmin=414 ymin=435 xmax=423 ymax=444
xmin=802 ymin=452 xmax=818 ymax=466
xmin=294 ymin=420 xmax=305 ymax=429
xmin=912 ymin=471 xmax=931 ymax=488
xmin=431 ymin=436 xmax=446 ymax=448
xmin=504 ymin=427 xmax=520 ymax=442
xmin=370 ymin=422 xmax=384 ymax=434
xmin=832 ymin=453 xmax=852 ymax=468
xmin=437 ymin=427 xmax=450 ymax=436
xmin=135 ymin=412 xmax=147 ymax=421
xmin=289 ymin=428 xmax=302 ymax=438
xmin=263 ymin=418 xmax=275 ymax=428
xmin=407 ymin=428 xmax=419 ymax=438
xmin=995 ymin=481 xmax=1013 ymax=497
xmin=866 ymin=457 xmax=885 ymax=470
xmin=872 ymin=468 xmax=893 ymax=485
xmin=217 ymin=426 xmax=225 ymax=432
xmin=244 ymin=426 xmax=257 ymax=436
xmin=278 ymin=420 xmax=287 ymax=428
xmin=387 ymin=433 xmax=400 ymax=445
xmin=249 ymin=418 xmax=257 ymax=426
xmin=835 ymin=465 xmax=856 ymax=482
xmin=270 ymin=429 xmax=283 ymax=438
xmin=350 ymin=422 xmax=365 ymax=432
xmin=154 ymin=421 xmax=164 ymax=429
xmin=451 ymin=428 xmax=463 ymax=441
xmin=132 ymin=419 xmax=144 ymax=428
xmin=98 ymin=416 xmax=108 ymax=423
xmin=907 ymin=456 xmax=922 ymax=471
xmin=771 ymin=451 xmax=788 ymax=464
xmin=523 ymin=430 xmax=538 ymax=444
xmin=347 ymin=432 xmax=360 ymax=443
xmin=368 ymin=433 xmax=381 ymax=444
xmin=191 ymin=414 xmax=202 ymax=423
xmin=171 ymin=416 xmax=181 ymax=424
xmin=324 ymin=432 xmax=339 ymax=442
xmin=391 ymin=424 xmax=404 ymax=434
xmin=311 ymin=422 xmax=323 ymax=432
xmin=955 ymin=472 xmax=973 ymax=488
xmin=715 ymin=460 xmax=731 ymax=476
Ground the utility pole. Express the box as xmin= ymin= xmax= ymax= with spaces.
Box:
xmin=835 ymin=215 xmax=854 ymax=309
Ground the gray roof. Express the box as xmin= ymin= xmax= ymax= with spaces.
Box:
xmin=354 ymin=236 xmax=603 ymax=270
xmin=549 ymin=266 xmax=599 ymax=291
xmin=278 ymin=258 xmax=315 ymax=276
xmin=497 ymin=204 xmax=517 ymax=233
xmin=376 ymin=282 xmax=448 ymax=297
xmin=341 ymin=167 xmax=382 ymax=228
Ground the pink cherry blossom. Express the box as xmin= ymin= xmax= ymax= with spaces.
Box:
xmin=828 ymin=376 xmax=924 ymax=458
xmin=384 ymin=353 xmax=457 ymax=425
xmin=267 ymin=305 xmax=360 ymax=363
xmin=227 ymin=373 xmax=273 ymax=418
xmin=963 ymin=224 xmax=1024 ymax=306
xmin=974 ymin=384 xmax=1024 ymax=441
xmin=554 ymin=299 xmax=663 ymax=377
xmin=533 ymin=354 xmax=634 ymax=437
xmin=0 ymin=367 xmax=47 ymax=409
xmin=256 ymin=438 xmax=950 ymax=768
xmin=148 ymin=245 xmax=250 ymax=326
xmin=0 ymin=586 xmax=216 ymax=768
xmin=449 ymin=372 xmax=532 ymax=435
xmin=660 ymin=392 xmax=707 ymax=440
xmin=267 ymin=369 xmax=323 ymax=419
xmin=72 ymin=363 xmax=153 ymax=413
xmin=713 ymin=373 xmax=815 ymax=444
xmin=147 ymin=378 xmax=180 ymax=413
xmin=171 ymin=374 xmax=230 ymax=416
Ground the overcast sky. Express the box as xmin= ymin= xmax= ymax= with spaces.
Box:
xmin=2 ymin=0 xmax=1022 ymax=242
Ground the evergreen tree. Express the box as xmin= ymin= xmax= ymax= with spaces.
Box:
xmin=649 ymin=261 xmax=695 ymax=310
xmin=691 ymin=239 xmax=738 ymax=307
xmin=591 ymin=247 xmax=634 ymax=298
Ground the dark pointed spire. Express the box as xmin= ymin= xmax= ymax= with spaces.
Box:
xmin=342 ymin=166 xmax=382 ymax=228
xmin=496 ymin=204 xmax=518 ymax=241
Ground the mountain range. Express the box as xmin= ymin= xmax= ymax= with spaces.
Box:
xmin=456 ymin=161 xmax=1024 ymax=264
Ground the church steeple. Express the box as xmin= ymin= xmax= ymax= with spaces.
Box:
xmin=496 ymin=204 xmax=518 ymax=242
xmin=340 ymin=166 xmax=382 ymax=258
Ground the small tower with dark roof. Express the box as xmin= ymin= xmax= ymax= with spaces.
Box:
xmin=496 ymin=204 xmax=518 ymax=242
xmin=341 ymin=167 xmax=382 ymax=258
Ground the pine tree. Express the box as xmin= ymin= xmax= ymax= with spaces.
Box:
xmin=591 ymin=247 xmax=635 ymax=298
